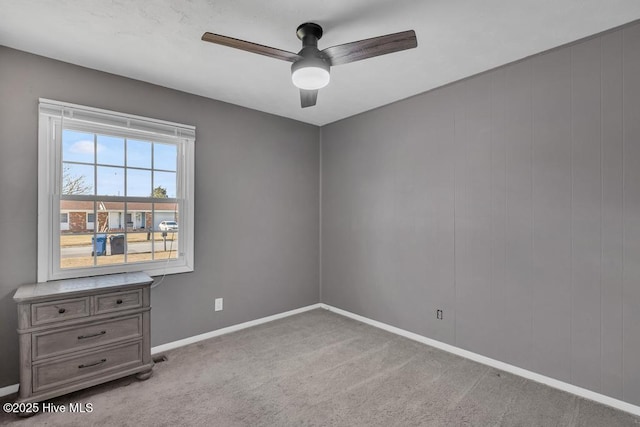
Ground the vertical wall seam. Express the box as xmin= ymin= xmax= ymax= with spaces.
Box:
xmin=569 ymin=46 xmax=575 ymax=384
xmin=503 ymin=69 xmax=508 ymax=363
xmin=461 ymin=80 xmax=469 ymax=348
xmin=620 ymin=27 xmax=626 ymax=402
xmin=530 ymin=57 xmax=535 ymax=370
xmin=599 ymin=36 xmax=604 ymax=393
xmin=452 ymin=101 xmax=457 ymax=346
xmin=489 ymin=71 xmax=502 ymax=344
xmin=453 ymin=100 xmax=457 ymax=346
xmin=318 ymin=126 xmax=323 ymax=304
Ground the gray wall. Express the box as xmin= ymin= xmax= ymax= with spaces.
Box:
xmin=0 ymin=46 xmax=320 ymax=387
xmin=2 ymin=21 xmax=639 ymax=409
xmin=322 ymin=22 xmax=640 ymax=405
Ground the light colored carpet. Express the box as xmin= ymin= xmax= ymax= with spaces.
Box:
xmin=1 ymin=308 xmax=639 ymax=426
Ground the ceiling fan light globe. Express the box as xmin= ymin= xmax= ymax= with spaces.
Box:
xmin=292 ymin=66 xmax=330 ymax=90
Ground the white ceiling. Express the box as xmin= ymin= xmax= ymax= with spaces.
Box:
xmin=1 ymin=1 xmax=639 ymax=126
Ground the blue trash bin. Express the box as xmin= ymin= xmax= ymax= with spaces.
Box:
xmin=92 ymin=234 xmax=107 ymax=256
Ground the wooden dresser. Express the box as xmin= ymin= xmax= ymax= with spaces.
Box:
xmin=13 ymin=272 xmax=154 ymax=405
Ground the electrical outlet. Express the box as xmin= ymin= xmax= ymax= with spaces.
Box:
xmin=214 ymin=298 xmax=223 ymax=311
xmin=436 ymin=309 xmax=443 ymax=320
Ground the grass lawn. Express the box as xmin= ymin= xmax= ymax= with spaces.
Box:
xmin=60 ymin=250 xmax=177 ymax=269
xmin=60 ymin=232 xmax=176 ymax=247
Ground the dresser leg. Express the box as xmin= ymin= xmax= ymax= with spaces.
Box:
xmin=135 ymin=369 xmax=153 ymax=381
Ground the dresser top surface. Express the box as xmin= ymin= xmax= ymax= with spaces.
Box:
xmin=14 ymin=272 xmax=153 ymax=302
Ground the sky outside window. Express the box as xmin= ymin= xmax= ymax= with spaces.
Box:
xmin=154 ymin=142 xmax=177 ymax=171
xmin=96 ymin=134 xmax=124 ymax=166
xmin=62 ymin=130 xmax=94 ymax=164
xmin=127 ymin=139 xmax=152 ymax=169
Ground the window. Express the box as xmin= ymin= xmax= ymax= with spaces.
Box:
xmin=38 ymin=99 xmax=195 ymax=282
xmin=60 ymin=213 xmax=69 ymax=232
xmin=86 ymin=212 xmax=95 ymax=231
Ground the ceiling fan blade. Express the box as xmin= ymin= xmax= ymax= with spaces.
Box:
xmin=322 ymin=30 xmax=417 ymax=66
xmin=202 ymin=32 xmax=302 ymax=63
xmin=300 ymin=89 xmax=318 ymax=108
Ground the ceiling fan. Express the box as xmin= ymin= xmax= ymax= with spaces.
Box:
xmin=201 ymin=23 xmax=417 ymax=108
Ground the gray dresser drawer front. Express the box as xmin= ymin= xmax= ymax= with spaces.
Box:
xmin=33 ymin=341 xmax=142 ymax=392
xmin=31 ymin=297 xmax=90 ymax=326
xmin=33 ymin=315 xmax=143 ymax=360
xmin=94 ymin=289 xmax=142 ymax=314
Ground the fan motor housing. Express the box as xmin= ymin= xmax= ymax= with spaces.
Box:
xmin=291 ymin=55 xmax=330 ymax=75
xmin=296 ymin=22 xmax=323 ymax=45
xmin=294 ymin=23 xmax=329 ymax=68
xmin=293 ymin=22 xmax=330 ymax=86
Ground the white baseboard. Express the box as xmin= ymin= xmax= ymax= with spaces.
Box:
xmin=319 ymin=303 xmax=640 ymax=417
xmin=0 ymin=303 xmax=322 ymax=399
xmin=151 ymin=303 xmax=322 ymax=354
xmin=4 ymin=300 xmax=638 ymax=418
xmin=0 ymin=383 xmax=19 ymax=398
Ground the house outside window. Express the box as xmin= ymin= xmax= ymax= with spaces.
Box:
xmin=38 ymin=99 xmax=195 ymax=282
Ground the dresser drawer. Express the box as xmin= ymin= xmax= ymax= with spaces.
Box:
xmin=94 ymin=289 xmax=142 ymax=314
xmin=31 ymin=297 xmax=90 ymax=326
xmin=33 ymin=315 xmax=143 ymax=360
xmin=33 ymin=341 xmax=142 ymax=393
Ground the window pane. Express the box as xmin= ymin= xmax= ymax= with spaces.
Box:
xmin=126 ymin=202 xmax=152 ymax=231
xmin=97 ymin=201 xmax=125 ymax=266
xmin=127 ymin=169 xmax=152 ymax=197
xmin=127 ymin=139 xmax=152 ymax=168
xmin=62 ymin=163 xmax=94 ymax=195
xmin=155 ymin=231 xmax=178 ymax=260
xmin=127 ymin=202 xmax=154 ymax=261
xmin=153 ymin=171 xmax=176 ymax=198
xmin=153 ymin=202 xmax=178 ymax=230
xmin=96 ymin=203 xmax=108 ymax=232
xmin=94 ymin=201 xmax=125 ymax=232
xmin=96 ymin=166 xmax=124 ymax=196
xmin=127 ymin=232 xmax=153 ymax=263
xmin=60 ymin=233 xmax=95 ymax=269
xmin=154 ymin=142 xmax=177 ymax=171
xmin=96 ymin=134 xmax=124 ymax=166
xmin=154 ymin=202 xmax=178 ymax=260
xmin=97 ymin=234 xmax=125 ymax=266
xmin=60 ymin=199 xmax=93 ymax=231
xmin=60 ymin=201 xmax=95 ymax=269
xmin=62 ymin=130 xmax=94 ymax=164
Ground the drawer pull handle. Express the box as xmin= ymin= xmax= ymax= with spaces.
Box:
xmin=58 ymin=308 xmax=66 ymax=314
xmin=78 ymin=358 xmax=107 ymax=369
xmin=116 ymin=299 xmax=123 ymax=305
xmin=78 ymin=330 xmax=106 ymax=340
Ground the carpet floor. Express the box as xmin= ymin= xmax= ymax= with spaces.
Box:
xmin=1 ymin=308 xmax=639 ymax=426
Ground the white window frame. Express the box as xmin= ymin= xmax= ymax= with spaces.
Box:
xmin=38 ymin=99 xmax=195 ymax=282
